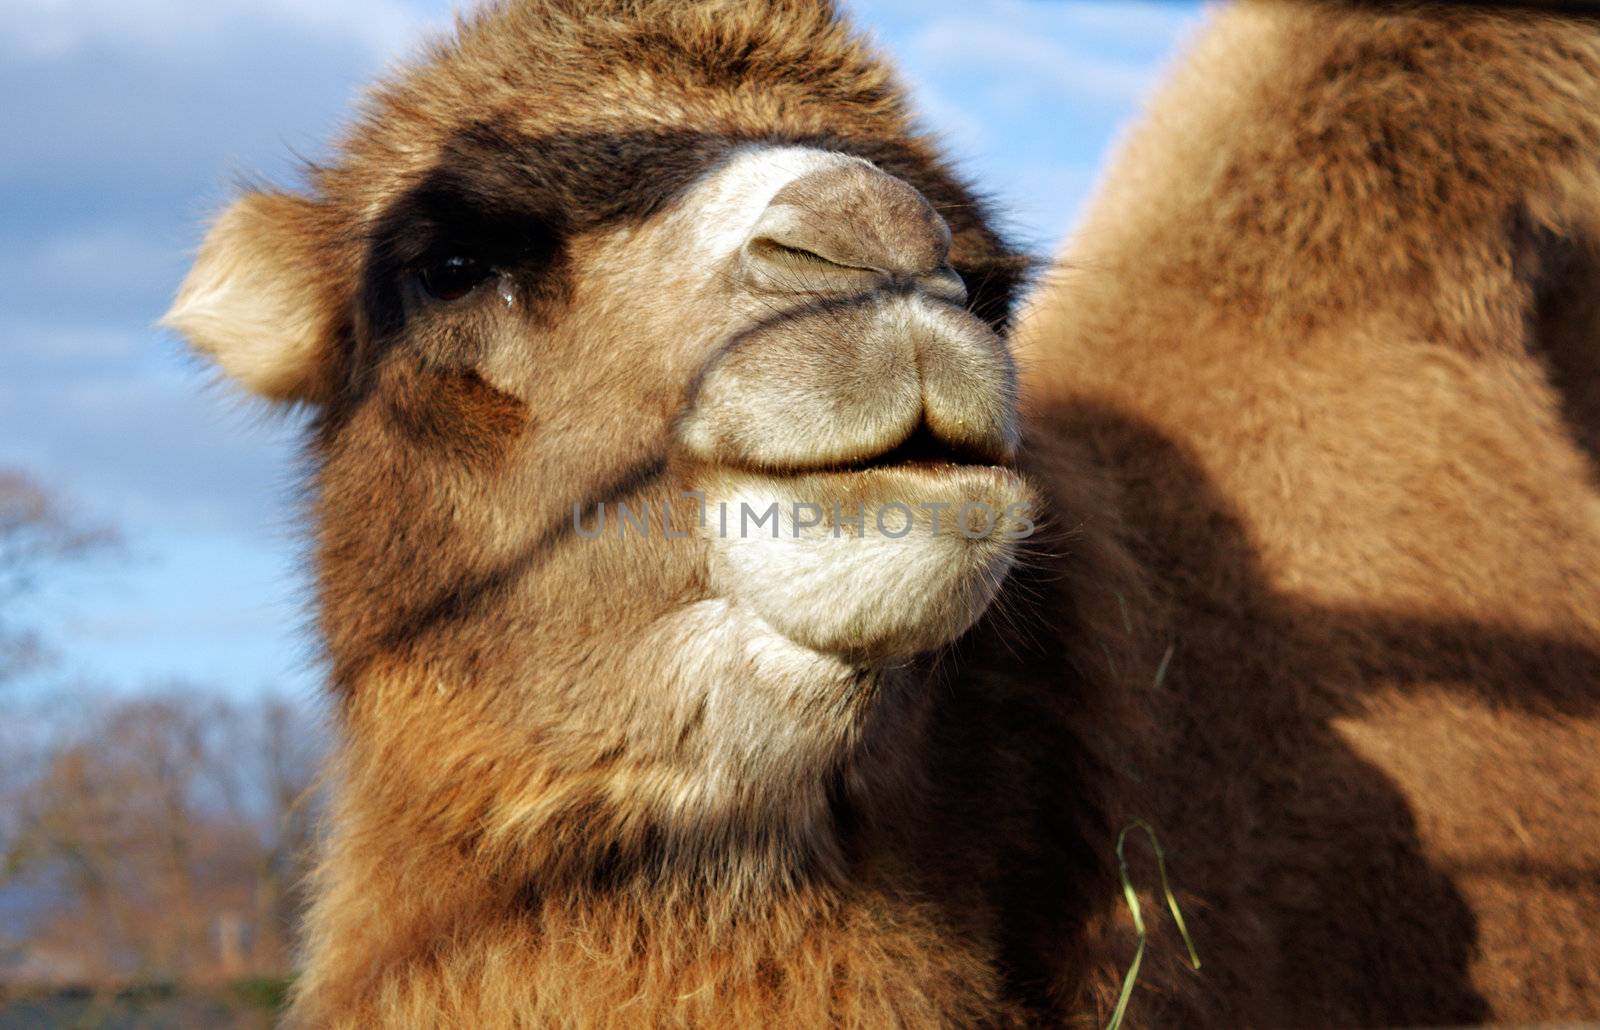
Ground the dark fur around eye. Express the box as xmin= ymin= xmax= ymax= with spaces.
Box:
xmin=362 ymin=171 xmax=565 ymax=337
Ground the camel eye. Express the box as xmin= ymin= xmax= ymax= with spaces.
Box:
xmin=418 ymin=254 xmax=491 ymax=302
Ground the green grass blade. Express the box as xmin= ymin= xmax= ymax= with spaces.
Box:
xmin=1104 ymin=820 xmax=1201 ymax=1030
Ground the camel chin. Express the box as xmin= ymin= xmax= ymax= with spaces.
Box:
xmin=702 ymin=465 xmax=1035 ymax=660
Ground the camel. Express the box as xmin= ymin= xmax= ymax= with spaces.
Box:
xmin=163 ymin=0 xmax=1600 ymax=1024
xmin=1018 ymin=1 xmax=1600 ymax=1022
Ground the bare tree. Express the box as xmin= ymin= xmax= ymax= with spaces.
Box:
xmin=0 ymin=470 xmax=118 ymax=914
xmin=0 ymin=469 xmax=117 ymax=684
xmin=1 ymin=689 xmax=325 ymax=986
xmin=0 ymin=471 xmax=321 ymax=1015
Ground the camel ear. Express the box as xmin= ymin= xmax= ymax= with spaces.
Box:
xmin=163 ymin=191 xmax=343 ymax=404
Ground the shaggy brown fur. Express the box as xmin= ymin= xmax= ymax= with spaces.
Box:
xmin=163 ymin=0 xmax=1600 ymax=1025
xmin=1021 ymin=0 xmax=1600 ymax=1023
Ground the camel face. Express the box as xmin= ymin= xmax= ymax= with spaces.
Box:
xmin=163 ymin=2 xmax=1033 ymax=844
xmin=341 ymin=133 xmax=1032 ymax=650
xmin=380 ymin=138 xmax=1030 ymax=665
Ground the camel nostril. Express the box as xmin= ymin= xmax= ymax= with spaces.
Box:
xmin=741 ymin=234 xmax=967 ymax=305
xmin=747 ymin=234 xmax=871 ymax=274
xmin=742 ymin=226 xmax=886 ymax=295
xmin=739 ymin=161 xmax=957 ymax=299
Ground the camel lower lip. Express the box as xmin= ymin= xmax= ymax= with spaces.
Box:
xmin=816 ymin=461 xmax=1018 ymax=481
xmin=723 ymin=463 xmax=1032 ymax=527
xmin=869 ymin=458 xmax=969 ymax=471
xmin=699 ymin=461 xmax=1037 ymax=660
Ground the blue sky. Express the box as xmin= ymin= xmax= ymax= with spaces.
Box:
xmin=0 ymin=0 xmax=1205 ymax=702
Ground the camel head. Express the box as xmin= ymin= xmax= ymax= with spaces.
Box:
xmin=163 ymin=0 xmax=1034 ymax=873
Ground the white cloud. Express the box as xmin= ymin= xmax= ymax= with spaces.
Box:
xmin=0 ymin=222 xmax=187 ymax=336
xmin=896 ymin=63 xmax=994 ymax=153
xmin=2 ymin=0 xmax=443 ymax=64
xmin=877 ymin=1 xmax=1203 ymax=247
xmin=0 ymin=357 xmax=304 ymax=534
xmin=1051 ymin=1 xmax=1211 ymax=48
xmin=34 ymin=225 xmax=167 ymax=281
xmin=1 ymin=319 xmax=143 ymax=363
xmin=906 ymin=19 xmax=1152 ymax=106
